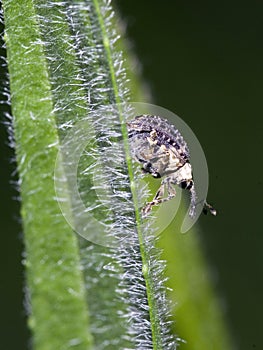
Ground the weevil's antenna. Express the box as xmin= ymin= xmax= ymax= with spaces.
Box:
xmin=203 ymin=201 xmax=217 ymax=216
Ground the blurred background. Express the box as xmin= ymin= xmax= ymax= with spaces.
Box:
xmin=1 ymin=0 xmax=262 ymax=349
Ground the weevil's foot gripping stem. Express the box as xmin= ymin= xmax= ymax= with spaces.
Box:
xmin=142 ymin=202 xmax=154 ymax=217
xmin=203 ymin=201 xmax=217 ymax=216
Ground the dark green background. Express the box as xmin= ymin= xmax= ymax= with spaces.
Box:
xmin=1 ymin=1 xmax=262 ymax=349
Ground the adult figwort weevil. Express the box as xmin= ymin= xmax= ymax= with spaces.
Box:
xmin=127 ymin=115 xmax=216 ymax=218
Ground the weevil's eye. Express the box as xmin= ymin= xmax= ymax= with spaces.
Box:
xmin=180 ymin=180 xmax=193 ymax=190
xmin=180 ymin=181 xmax=187 ymax=189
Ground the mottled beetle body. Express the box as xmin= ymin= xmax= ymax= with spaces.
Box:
xmin=127 ymin=115 xmax=216 ymax=218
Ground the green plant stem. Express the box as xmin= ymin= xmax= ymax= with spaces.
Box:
xmin=2 ymin=0 xmax=93 ymax=349
xmin=92 ymin=1 xmax=162 ymax=348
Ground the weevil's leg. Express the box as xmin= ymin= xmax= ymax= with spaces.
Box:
xmin=142 ymin=178 xmax=177 ymax=216
xmin=203 ymin=201 xmax=217 ymax=216
xmin=142 ymin=182 xmax=165 ymax=216
xmin=166 ymin=180 xmax=177 ymax=201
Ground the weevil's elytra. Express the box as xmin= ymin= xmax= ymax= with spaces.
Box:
xmin=127 ymin=115 xmax=216 ymax=218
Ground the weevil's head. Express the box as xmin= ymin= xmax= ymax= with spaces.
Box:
xmin=176 ymin=162 xmax=217 ymax=218
xmin=175 ymin=162 xmax=197 ymax=218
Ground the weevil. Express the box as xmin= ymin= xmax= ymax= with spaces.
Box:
xmin=127 ymin=115 xmax=216 ymax=218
